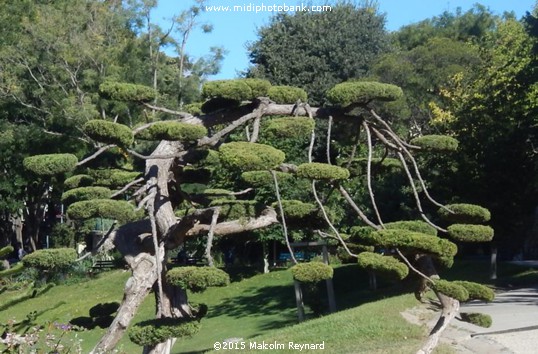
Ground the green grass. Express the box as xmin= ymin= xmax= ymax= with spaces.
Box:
xmin=2 ymin=259 xmax=536 ymax=353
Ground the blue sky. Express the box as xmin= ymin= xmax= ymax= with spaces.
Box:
xmin=153 ymin=0 xmax=536 ymax=79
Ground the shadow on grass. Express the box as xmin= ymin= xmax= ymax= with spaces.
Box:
xmin=0 ymin=283 xmax=55 ymax=312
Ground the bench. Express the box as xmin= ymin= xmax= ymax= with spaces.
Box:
xmin=91 ymin=260 xmax=116 ymax=271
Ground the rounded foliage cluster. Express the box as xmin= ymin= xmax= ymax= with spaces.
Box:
xmin=384 ymin=220 xmax=437 ymax=236
xmin=241 ymin=171 xmax=293 ymax=186
xmin=64 ymin=174 xmax=94 ymax=190
xmin=202 ymin=189 xmax=236 ymax=201
xmin=326 ymin=81 xmax=403 ymax=107
xmin=22 ymin=248 xmax=77 ymax=271
xmin=202 ymin=80 xmax=253 ymax=101
xmin=356 ymin=252 xmax=409 ymax=280
xmin=352 ymin=228 xmax=457 ymax=259
xmin=447 ymin=224 xmax=494 ymax=242
xmin=136 ymin=121 xmax=207 ymax=142
xmin=61 ymin=186 xmax=112 ymax=205
xmin=219 ymin=142 xmax=285 ymax=171
xmin=438 ymin=204 xmax=491 ymax=224
xmin=67 ymin=199 xmax=137 ymax=223
xmin=267 ymin=86 xmax=308 ymax=104
xmin=23 ymin=154 xmax=78 ymax=176
xmin=184 ymin=102 xmax=203 ymax=116
xmin=83 ymin=120 xmax=134 ymax=147
xmin=296 ymin=162 xmax=350 ymax=180
xmin=410 ymin=135 xmax=459 ymax=152
xmin=431 ymin=279 xmax=469 ymax=302
xmin=166 ymin=266 xmax=230 ymax=293
xmin=290 ymin=262 xmax=333 ymax=283
xmin=264 ymin=117 xmax=315 ymax=139
xmin=99 ymin=81 xmax=156 ymax=102
xmin=271 ymin=200 xmax=316 ymax=219
xmin=460 ymin=312 xmax=492 ymax=328
xmin=128 ymin=318 xmax=200 ymax=346
xmin=453 ymin=281 xmax=495 ymax=302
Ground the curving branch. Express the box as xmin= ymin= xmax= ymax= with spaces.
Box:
xmin=111 ymin=177 xmax=145 ymax=199
xmin=77 ymin=144 xmax=115 ymax=166
xmin=312 ymin=180 xmax=357 ymax=258
xmin=337 ymin=185 xmax=380 ymax=229
xmin=362 ymin=121 xmax=384 ymax=227
xmin=271 ymin=170 xmax=297 ymax=264
xmin=396 ymin=152 xmax=447 ymax=233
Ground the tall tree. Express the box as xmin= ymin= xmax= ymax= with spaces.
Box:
xmin=247 ymin=1 xmax=389 ymax=104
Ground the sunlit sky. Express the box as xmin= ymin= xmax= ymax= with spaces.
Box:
xmin=153 ymin=0 xmax=536 ymax=79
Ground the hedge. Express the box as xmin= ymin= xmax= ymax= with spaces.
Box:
xmin=410 ymin=135 xmax=459 ymax=152
xmin=431 ymin=279 xmax=469 ymax=302
xmin=83 ymin=120 xmax=134 ymax=147
xmin=166 ymin=266 xmax=230 ymax=293
xmin=453 ymin=281 xmax=495 ymax=302
xmin=22 ymin=248 xmax=77 ymax=271
xmin=23 ymin=154 xmax=78 ymax=176
xmin=296 ymin=162 xmax=350 ymax=180
xmin=241 ymin=171 xmax=293 ymax=186
xmin=460 ymin=313 xmax=492 ymax=328
xmin=384 ymin=220 xmax=437 ymax=236
xmin=64 ymin=174 xmax=94 ymax=190
xmin=219 ymin=142 xmax=285 ymax=171
xmin=67 ymin=199 xmax=137 ymax=223
xmin=438 ymin=203 xmax=491 ymax=224
xmin=290 ymin=262 xmax=333 ymax=283
xmin=99 ymin=81 xmax=156 ymax=102
xmin=264 ymin=117 xmax=315 ymax=139
xmin=136 ymin=121 xmax=207 ymax=142
xmin=356 ymin=252 xmax=409 ymax=280
xmin=267 ymin=86 xmax=308 ymax=104
xmin=61 ymin=186 xmax=112 ymax=205
xmin=447 ymin=224 xmax=494 ymax=242
xmin=128 ymin=318 xmax=200 ymax=346
xmin=326 ymin=81 xmax=403 ymax=107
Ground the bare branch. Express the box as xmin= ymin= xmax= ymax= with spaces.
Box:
xmin=362 ymin=121 xmax=384 ymax=227
xmin=338 ymin=185 xmax=380 ymax=230
xmin=77 ymin=145 xmax=115 ymax=166
xmin=271 ymin=170 xmax=297 ymax=265
xmin=111 ymin=177 xmax=145 ymax=199
xmin=205 ymin=207 xmax=220 ymax=267
xmin=127 ymin=149 xmax=187 ymax=160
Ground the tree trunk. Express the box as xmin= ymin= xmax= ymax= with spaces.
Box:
xmin=415 ymin=255 xmax=459 ymax=354
xmin=262 ymin=242 xmax=270 ymax=274
xmin=91 ymin=253 xmax=158 ymax=353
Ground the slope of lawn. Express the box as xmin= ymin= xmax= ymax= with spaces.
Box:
xmin=2 ymin=259 xmax=531 ymax=353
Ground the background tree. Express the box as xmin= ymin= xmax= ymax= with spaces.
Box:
xmin=247 ymin=1 xmax=389 ymax=105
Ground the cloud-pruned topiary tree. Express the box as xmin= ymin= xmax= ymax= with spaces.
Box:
xmin=22 ymin=76 xmax=493 ymax=354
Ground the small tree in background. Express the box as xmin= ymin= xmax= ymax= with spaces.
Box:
xmin=23 ymin=77 xmax=494 ymax=354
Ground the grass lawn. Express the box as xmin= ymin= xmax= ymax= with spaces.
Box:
xmin=1 ymin=259 xmax=536 ymax=353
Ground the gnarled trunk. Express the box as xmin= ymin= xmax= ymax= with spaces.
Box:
xmin=415 ymin=255 xmax=459 ymax=354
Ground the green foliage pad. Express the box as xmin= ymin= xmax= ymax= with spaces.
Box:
xmin=61 ymin=186 xmax=112 ymax=205
xmin=267 ymin=86 xmax=308 ymax=104
xmin=410 ymin=135 xmax=459 ymax=152
xmin=64 ymin=174 xmax=95 ymax=190
xmin=453 ymin=281 xmax=495 ymax=302
xmin=447 ymin=224 xmax=494 ymax=242
xmin=296 ymin=163 xmax=350 ymax=180
xmin=438 ymin=204 xmax=491 ymax=224
xmin=23 ymin=154 xmax=78 ymax=176
xmin=219 ymin=142 xmax=285 ymax=171
xmin=431 ymin=279 xmax=469 ymax=302
xmin=264 ymin=117 xmax=315 ymax=139
xmin=460 ymin=312 xmax=492 ymax=328
xmin=67 ymin=199 xmax=137 ymax=223
xmin=136 ymin=121 xmax=207 ymax=142
xmin=99 ymin=81 xmax=156 ymax=102
xmin=290 ymin=262 xmax=333 ymax=283
xmin=166 ymin=266 xmax=230 ymax=293
xmin=22 ymin=248 xmax=77 ymax=272
xmin=357 ymin=252 xmax=409 ymax=280
xmin=83 ymin=120 xmax=134 ymax=147
xmin=128 ymin=318 xmax=201 ymax=346
xmin=326 ymin=81 xmax=403 ymax=107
